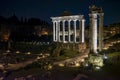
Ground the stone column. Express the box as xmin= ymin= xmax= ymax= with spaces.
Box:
xmin=58 ymin=20 xmax=61 ymax=42
xmin=68 ymin=20 xmax=71 ymax=43
xmin=92 ymin=13 xmax=98 ymax=54
xmin=82 ymin=19 xmax=85 ymax=43
xmin=62 ymin=20 xmax=65 ymax=43
xmin=89 ymin=14 xmax=93 ymax=52
xmin=79 ymin=20 xmax=82 ymax=43
xmin=53 ymin=21 xmax=55 ymax=41
xmin=99 ymin=13 xmax=104 ymax=52
xmin=55 ymin=21 xmax=58 ymax=42
xmin=74 ymin=20 xmax=77 ymax=43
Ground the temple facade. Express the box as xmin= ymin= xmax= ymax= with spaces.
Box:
xmin=51 ymin=15 xmax=85 ymax=43
xmin=51 ymin=5 xmax=104 ymax=54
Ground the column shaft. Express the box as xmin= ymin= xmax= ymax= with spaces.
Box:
xmin=58 ymin=21 xmax=60 ymax=42
xmin=79 ymin=20 xmax=82 ymax=43
xmin=90 ymin=17 xmax=93 ymax=51
xmin=62 ymin=21 xmax=65 ymax=43
xmin=99 ymin=13 xmax=104 ymax=52
xmin=68 ymin=20 xmax=71 ymax=42
xmin=55 ymin=22 xmax=58 ymax=41
xmin=53 ymin=21 xmax=55 ymax=41
xmin=92 ymin=14 xmax=98 ymax=53
xmin=82 ymin=19 xmax=85 ymax=43
xmin=74 ymin=20 xmax=77 ymax=43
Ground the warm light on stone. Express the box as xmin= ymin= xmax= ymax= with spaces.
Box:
xmin=6 ymin=50 xmax=10 ymax=53
xmin=89 ymin=5 xmax=104 ymax=53
xmin=75 ymin=63 xmax=80 ymax=67
xmin=81 ymin=59 xmax=85 ymax=62
xmin=16 ymin=51 xmax=20 ymax=54
xmin=27 ymin=52 xmax=31 ymax=55
xmin=59 ymin=63 xmax=64 ymax=67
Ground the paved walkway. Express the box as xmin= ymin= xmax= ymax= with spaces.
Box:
xmin=6 ymin=58 xmax=37 ymax=70
xmin=53 ymin=49 xmax=89 ymax=67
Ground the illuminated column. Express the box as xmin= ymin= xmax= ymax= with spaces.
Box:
xmin=79 ymin=20 xmax=82 ymax=43
xmin=68 ymin=20 xmax=71 ymax=42
xmin=74 ymin=20 xmax=77 ymax=43
xmin=62 ymin=20 xmax=65 ymax=43
xmin=99 ymin=13 xmax=104 ymax=51
xmin=89 ymin=14 xmax=93 ymax=51
xmin=58 ymin=20 xmax=61 ymax=42
xmin=92 ymin=13 xmax=98 ymax=53
xmin=55 ymin=21 xmax=58 ymax=41
xmin=82 ymin=19 xmax=85 ymax=43
xmin=53 ymin=21 xmax=55 ymax=41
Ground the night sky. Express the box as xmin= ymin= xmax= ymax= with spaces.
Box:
xmin=0 ymin=0 xmax=120 ymax=25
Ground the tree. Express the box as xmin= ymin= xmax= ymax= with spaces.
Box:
xmin=0 ymin=29 xmax=11 ymax=50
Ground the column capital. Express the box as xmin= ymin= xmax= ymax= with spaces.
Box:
xmin=82 ymin=19 xmax=86 ymax=22
xmin=98 ymin=13 xmax=104 ymax=16
xmin=73 ymin=19 xmax=77 ymax=22
xmin=68 ymin=20 xmax=71 ymax=22
xmin=89 ymin=13 xmax=98 ymax=19
xmin=52 ymin=21 xmax=55 ymax=23
xmin=62 ymin=20 xmax=66 ymax=22
xmin=79 ymin=18 xmax=82 ymax=21
xmin=53 ymin=20 xmax=58 ymax=23
xmin=92 ymin=13 xmax=98 ymax=19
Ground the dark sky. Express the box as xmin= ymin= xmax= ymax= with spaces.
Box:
xmin=0 ymin=0 xmax=120 ymax=25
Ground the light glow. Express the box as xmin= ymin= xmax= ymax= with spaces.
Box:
xmin=59 ymin=63 xmax=64 ymax=67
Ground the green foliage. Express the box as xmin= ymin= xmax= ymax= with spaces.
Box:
xmin=108 ymin=43 xmax=120 ymax=52
xmin=51 ymin=49 xmax=78 ymax=61
xmin=106 ymin=52 xmax=120 ymax=64
xmin=60 ymin=49 xmax=78 ymax=56
xmin=109 ymin=33 xmax=120 ymax=40
xmin=88 ymin=55 xmax=104 ymax=67
xmin=101 ymin=52 xmax=120 ymax=75
xmin=53 ymin=56 xmax=66 ymax=61
xmin=49 ymin=43 xmax=57 ymax=55
xmin=82 ymin=54 xmax=104 ymax=67
xmin=24 ymin=58 xmax=53 ymax=71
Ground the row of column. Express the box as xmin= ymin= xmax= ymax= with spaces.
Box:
xmin=52 ymin=19 xmax=85 ymax=43
xmin=89 ymin=13 xmax=104 ymax=54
